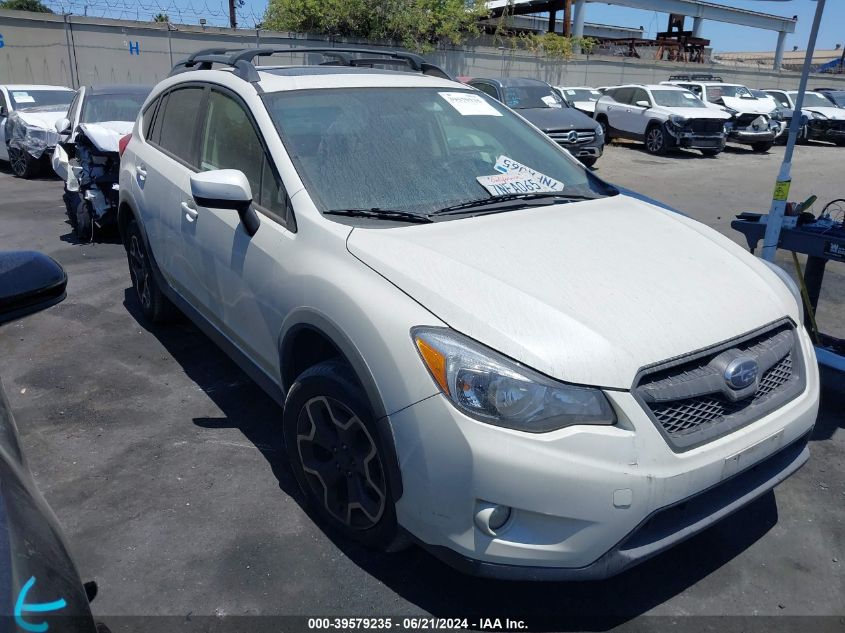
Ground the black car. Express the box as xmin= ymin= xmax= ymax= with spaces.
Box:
xmin=466 ymin=77 xmax=605 ymax=167
xmin=0 ymin=251 xmax=105 ymax=632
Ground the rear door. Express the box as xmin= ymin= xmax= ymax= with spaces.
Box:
xmin=132 ymin=84 xmax=207 ymax=304
xmin=189 ymin=87 xmax=297 ymax=377
xmin=604 ymin=87 xmax=633 ymax=135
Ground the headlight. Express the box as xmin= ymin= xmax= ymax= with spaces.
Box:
xmin=412 ymin=327 xmax=616 ymax=432
xmin=25 ymin=126 xmax=47 ymax=139
xmin=769 ymin=109 xmax=782 ymax=121
xmin=810 ymin=110 xmax=827 ymax=120
xmin=595 ymin=124 xmax=603 ymax=137
xmin=762 ymin=260 xmax=803 ymax=324
xmin=668 ymin=114 xmax=686 ymax=126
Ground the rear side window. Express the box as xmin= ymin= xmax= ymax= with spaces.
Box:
xmin=157 ymin=87 xmax=204 ymax=165
xmin=471 ymin=83 xmax=499 ymax=100
xmin=142 ymin=96 xmax=160 ymax=139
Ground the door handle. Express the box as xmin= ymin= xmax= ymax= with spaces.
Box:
xmin=181 ymin=201 xmax=198 ymax=222
xmin=136 ymin=164 xmax=147 ymax=181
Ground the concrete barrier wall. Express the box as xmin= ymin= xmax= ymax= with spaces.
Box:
xmin=2 ymin=9 xmax=845 ymax=91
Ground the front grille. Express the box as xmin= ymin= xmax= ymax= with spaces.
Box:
xmin=546 ymin=129 xmax=595 ymax=145
xmin=633 ymin=321 xmax=805 ymax=451
xmin=734 ymin=113 xmax=761 ymax=127
xmin=686 ymin=119 xmax=724 ymax=135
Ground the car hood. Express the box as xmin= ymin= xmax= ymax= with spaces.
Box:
xmin=516 ymin=107 xmax=599 ymax=131
xmin=668 ymin=107 xmax=731 ymax=120
xmin=77 ymin=121 xmax=134 ymax=153
xmin=572 ymin=100 xmax=597 ymax=114
xmin=14 ymin=109 xmax=67 ymax=130
xmin=720 ymin=96 xmax=773 ymax=115
xmin=803 ymin=106 xmax=845 ymax=121
xmin=347 ymin=196 xmax=797 ymax=388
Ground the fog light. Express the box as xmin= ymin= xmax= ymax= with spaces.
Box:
xmin=474 ymin=502 xmax=512 ymax=536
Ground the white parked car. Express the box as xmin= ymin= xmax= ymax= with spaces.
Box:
xmin=763 ymin=89 xmax=845 ymax=146
xmin=554 ymin=86 xmax=603 ymax=116
xmin=52 ymin=84 xmax=150 ymax=240
xmin=594 ymin=84 xmax=730 ymax=155
xmin=663 ymin=75 xmax=781 ymax=152
xmin=0 ymin=84 xmax=75 ymax=178
xmin=119 ymin=47 xmax=819 ymax=580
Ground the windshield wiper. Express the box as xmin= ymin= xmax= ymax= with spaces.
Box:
xmin=324 ymin=208 xmax=433 ymax=224
xmin=432 ymin=192 xmax=597 ymax=216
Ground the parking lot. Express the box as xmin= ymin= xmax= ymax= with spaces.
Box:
xmin=1 ymin=141 xmax=843 ymax=630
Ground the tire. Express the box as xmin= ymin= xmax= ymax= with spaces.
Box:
xmin=644 ymin=124 xmax=667 ymax=155
xmin=9 ymin=147 xmax=40 ymax=178
xmin=74 ymin=199 xmax=94 ymax=242
xmin=124 ymin=219 xmax=177 ymax=323
xmin=283 ymin=360 xmax=402 ymax=551
xmin=751 ymin=142 xmax=773 ymax=153
xmin=596 ymin=116 xmax=611 ymax=141
xmin=579 ymin=156 xmax=598 ymax=168
xmin=700 ymin=148 xmax=722 ymax=157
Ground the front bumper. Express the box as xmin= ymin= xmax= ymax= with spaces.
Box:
xmin=674 ymin=134 xmax=725 ymax=150
xmin=728 ymin=128 xmax=777 ymax=144
xmin=390 ymin=329 xmax=819 ymax=579
xmin=808 ymin=120 xmax=845 ymax=142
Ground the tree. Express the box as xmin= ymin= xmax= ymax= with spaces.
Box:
xmin=263 ymin=0 xmax=489 ymax=52
xmin=153 ymin=12 xmax=169 ymax=22
xmin=0 ymin=0 xmax=54 ymax=13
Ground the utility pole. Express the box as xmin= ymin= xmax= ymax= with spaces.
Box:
xmin=228 ymin=0 xmax=236 ymax=29
xmin=563 ymin=0 xmax=572 ymax=37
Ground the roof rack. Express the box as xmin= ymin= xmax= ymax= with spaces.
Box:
xmin=668 ymin=74 xmax=723 ymax=82
xmin=170 ymin=47 xmax=452 ymax=82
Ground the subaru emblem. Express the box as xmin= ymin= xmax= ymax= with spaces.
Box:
xmin=567 ymin=130 xmax=579 ymax=143
xmin=724 ymin=357 xmax=758 ymax=390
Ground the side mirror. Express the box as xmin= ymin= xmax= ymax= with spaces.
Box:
xmin=635 ymin=100 xmax=650 ymax=108
xmin=55 ymin=118 xmax=71 ymax=134
xmin=190 ymin=169 xmax=260 ymax=236
xmin=0 ymin=251 xmax=67 ymax=325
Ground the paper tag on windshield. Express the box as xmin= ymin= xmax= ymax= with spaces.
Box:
xmin=439 ymin=92 xmax=501 ymax=116
xmin=477 ymin=173 xmax=556 ymax=196
xmin=683 ymin=93 xmax=697 ymax=100
xmin=493 ymin=155 xmax=564 ymax=191
xmin=541 ymin=95 xmax=562 ymax=108
xmin=566 ymin=89 xmax=576 ymax=96
xmin=12 ymin=92 xmax=35 ymax=103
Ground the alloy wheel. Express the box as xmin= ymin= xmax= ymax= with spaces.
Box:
xmin=9 ymin=149 xmax=27 ymax=177
xmin=128 ymin=234 xmax=152 ymax=311
xmin=646 ymin=128 xmax=664 ymax=153
xmin=296 ymin=396 xmax=387 ymax=529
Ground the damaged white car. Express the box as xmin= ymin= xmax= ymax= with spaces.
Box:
xmin=52 ymin=85 xmax=150 ymax=241
xmin=1 ymin=85 xmax=74 ymax=178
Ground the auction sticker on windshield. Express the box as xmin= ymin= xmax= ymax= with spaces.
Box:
xmin=12 ymin=92 xmax=35 ymax=103
xmin=493 ymin=155 xmax=564 ymax=191
xmin=439 ymin=92 xmax=502 ymax=116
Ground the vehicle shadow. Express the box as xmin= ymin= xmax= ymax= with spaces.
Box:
xmin=813 ymin=367 xmax=845 ymax=441
xmin=0 ymin=158 xmax=60 ymax=180
xmin=607 ymin=140 xmax=718 ymax=160
xmin=121 ymin=288 xmax=795 ymax=630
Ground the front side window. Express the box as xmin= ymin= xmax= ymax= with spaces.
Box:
xmin=8 ymin=89 xmax=73 ymax=110
xmin=470 ymin=83 xmax=498 ymax=99
xmin=263 ymin=87 xmax=613 ymax=218
xmin=157 ymin=87 xmax=204 ymax=164
xmin=766 ymin=91 xmax=790 ymax=108
xmin=651 ymin=90 xmax=706 ymax=108
xmin=612 ymin=87 xmax=634 ymax=104
xmin=708 ymin=85 xmax=753 ymax=102
xmin=81 ymin=93 xmax=147 ymax=124
xmin=631 ymin=89 xmax=650 ymax=106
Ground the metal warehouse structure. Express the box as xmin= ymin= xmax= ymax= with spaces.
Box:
xmin=486 ymin=0 xmax=798 ymax=69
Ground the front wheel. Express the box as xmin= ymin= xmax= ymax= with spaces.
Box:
xmin=9 ymin=148 xmax=40 ymax=178
xmin=644 ymin=125 xmax=667 ymax=155
xmin=579 ymin=156 xmax=598 ymax=168
xmin=751 ymin=142 xmax=773 ymax=153
xmin=596 ymin=116 xmax=611 ymax=141
xmin=283 ymin=360 xmax=403 ymax=551
xmin=74 ymin=199 xmax=94 ymax=242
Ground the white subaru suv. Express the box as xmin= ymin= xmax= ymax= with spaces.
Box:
xmin=594 ymin=84 xmax=729 ymax=155
xmin=118 ymin=47 xmax=819 ymax=580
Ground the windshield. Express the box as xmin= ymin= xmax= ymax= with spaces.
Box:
xmin=792 ymin=92 xmax=836 ymax=109
xmin=263 ymin=88 xmax=610 ymax=217
xmin=8 ymin=89 xmax=73 ymax=110
xmin=561 ymin=88 xmax=601 ymax=103
xmin=81 ymin=93 xmax=148 ymax=123
xmin=501 ymin=85 xmax=563 ymax=110
xmin=651 ymin=90 xmax=706 ymax=108
xmin=707 ymin=85 xmax=754 ymax=101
